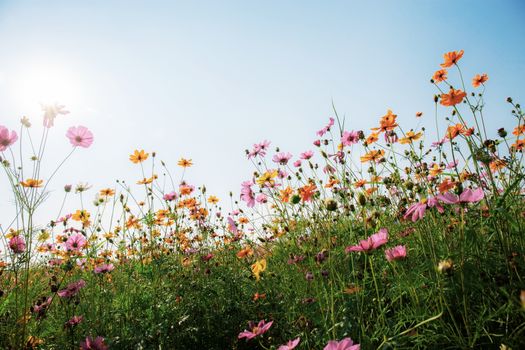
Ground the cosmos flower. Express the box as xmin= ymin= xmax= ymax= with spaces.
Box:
xmin=65 ymin=233 xmax=87 ymax=251
xmin=385 ymin=245 xmax=407 ymax=262
xmin=432 ymin=69 xmax=448 ymax=83
xmin=440 ymin=50 xmax=464 ymax=68
xmin=129 ymin=149 xmax=149 ymax=163
xmin=248 ymin=140 xmax=271 ymax=159
xmin=341 ymin=130 xmax=360 ymax=146
xmin=472 ymin=73 xmax=488 ymax=88
xmin=240 ymin=180 xmax=255 ymax=207
xmin=317 ymin=117 xmax=335 ymax=137
xmin=94 ymin=264 xmax=114 ymax=274
xmin=80 ymin=336 xmax=108 ymax=350
xmin=346 ymin=228 xmax=388 ymax=253
xmin=323 ymin=337 xmax=360 ymax=350
xmin=238 ymin=320 xmax=273 ymax=340
xmin=58 ymin=279 xmax=86 ymax=298
xmin=66 ymin=126 xmax=94 ymax=148
xmin=42 ymin=103 xmax=69 ymax=128
xmin=0 ymin=126 xmax=18 ymax=152
xmin=272 ymin=152 xmax=293 ymax=165
xmin=300 ymin=150 xmax=314 ymax=159
xmin=278 ymin=337 xmax=301 ymax=350
xmin=440 ymin=88 xmax=466 ymax=107
xmin=9 ymin=235 xmax=26 ymax=254
xmin=20 ymin=179 xmax=44 ymax=188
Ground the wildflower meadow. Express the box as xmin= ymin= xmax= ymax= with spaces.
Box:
xmin=1 ymin=48 xmax=525 ymax=349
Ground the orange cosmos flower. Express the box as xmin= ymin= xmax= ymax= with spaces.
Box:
xmin=279 ymin=186 xmax=293 ymax=202
xmin=137 ymin=174 xmax=157 ymax=185
xmin=72 ymin=209 xmax=90 ymax=222
xmin=324 ymin=178 xmax=340 ymax=189
xmin=178 ymin=158 xmax=193 ymax=168
xmin=354 ymin=179 xmax=367 ymax=188
xmin=126 ymin=216 xmax=142 ymax=229
xmin=415 ymin=111 xmax=423 ymax=118
xmin=237 ymin=246 xmax=254 ymax=258
xmin=489 ymin=159 xmax=506 ymax=173
xmin=99 ymin=188 xmax=115 ymax=196
xmin=512 ymin=139 xmax=525 ymax=151
xmin=207 ymin=195 xmax=219 ymax=204
xmin=446 ymin=123 xmax=465 ymax=139
xmin=512 ymin=125 xmax=525 ymax=136
xmin=429 ymin=163 xmax=443 ymax=177
xmin=179 ymin=184 xmax=194 ymax=195
xmin=399 ymin=131 xmax=423 ymax=144
xmin=365 ymin=187 xmax=377 ymax=196
xmin=252 ymin=292 xmax=266 ymax=301
xmin=360 ymin=150 xmax=385 ymax=163
xmin=365 ymin=132 xmax=379 ymax=145
xmin=20 ymin=178 xmax=43 ymax=188
xmin=432 ymin=69 xmax=448 ymax=83
xmin=239 ymin=217 xmax=249 ymax=224
xmin=129 ymin=149 xmax=149 ymax=164
xmin=440 ymin=88 xmax=467 ymax=107
xmin=298 ymin=183 xmax=317 ymax=202
xmin=440 ymin=50 xmax=464 ymax=68
xmin=438 ymin=178 xmax=456 ymax=193
xmin=472 ymin=73 xmax=488 ymax=88
xmin=371 ymin=109 xmax=398 ymax=133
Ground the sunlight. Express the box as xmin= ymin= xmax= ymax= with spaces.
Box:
xmin=10 ymin=62 xmax=81 ymax=107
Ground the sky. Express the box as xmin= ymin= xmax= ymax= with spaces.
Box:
xmin=0 ymin=0 xmax=524 ymax=230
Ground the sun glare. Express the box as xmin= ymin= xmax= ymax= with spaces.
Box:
xmin=11 ymin=62 xmax=81 ymax=107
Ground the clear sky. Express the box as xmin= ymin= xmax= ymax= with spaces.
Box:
xmin=0 ymin=0 xmax=524 ymax=228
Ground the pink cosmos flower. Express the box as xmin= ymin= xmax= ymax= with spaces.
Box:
xmin=66 ymin=233 xmax=87 ymax=251
xmin=9 ymin=235 xmax=26 ymax=254
xmin=65 ymin=315 xmax=84 ymax=327
xmin=278 ymin=337 xmax=301 ymax=350
xmin=42 ymin=103 xmax=69 ymax=128
xmin=432 ymin=137 xmax=448 ymax=148
xmin=238 ymin=320 xmax=273 ymax=340
xmin=300 ymin=150 xmax=314 ymax=159
xmin=324 ymin=337 xmax=360 ymax=350
xmin=323 ymin=165 xmax=336 ymax=174
xmin=293 ymin=160 xmax=302 ymax=167
xmin=248 ymin=140 xmax=271 ymax=159
xmin=33 ymin=296 xmax=52 ymax=319
xmin=403 ymin=197 xmax=444 ymax=222
xmin=58 ymin=279 xmax=86 ymax=298
xmin=227 ymin=217 xmax=238 ymax=235
xmin=0 ymin=126 xmax=18 ymax=152
xmin=459 ymin=188 xmax=485 ymax=203
xmin=240 ymin=180 xmax=255 ymax=207
xmin=80 ymin=336 xmax=108 ymax=350
xmin=446 ymin=160 xmax=459 ymax=169
xmin=94 ymin=264 xmax=114 ymax=274
xmin=256 ymin=194 xmax=268 ymax=203
xmin=384 ymin=130 xmax=398 ymax=144
xmin=272 ymin=152 xmax=293 ymax=165
xmin=346 ymin=228 xmax=388 ymax=253
xmin=66 ymin=126 xmax=93 ymax=148
xmin=163 ymin=191 xmax=177 ymax=201
xmin=317 ymin=117 xmax=335 ymax=136
xmin=341 ymin=130 xmax=360 ymax=146
xmin=313 ymin=139 xmax=321 ymax=147
xmin=436 ymin=188 xmax=484 ymax=204
xmin=385 ymin=245 xmax=407 ymax=262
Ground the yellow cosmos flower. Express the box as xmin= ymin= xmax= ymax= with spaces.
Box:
xmin=129 ymin=149 xmax=149 ymax=164
xmin=251 ymin=259 xmax=267 ymax=281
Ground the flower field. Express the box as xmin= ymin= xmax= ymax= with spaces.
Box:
xmin=1 ymin=51 xmax=524 ymax=349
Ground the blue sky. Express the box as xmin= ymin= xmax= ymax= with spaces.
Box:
xmin=0 ymin=0 xmax=524 ymax=227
